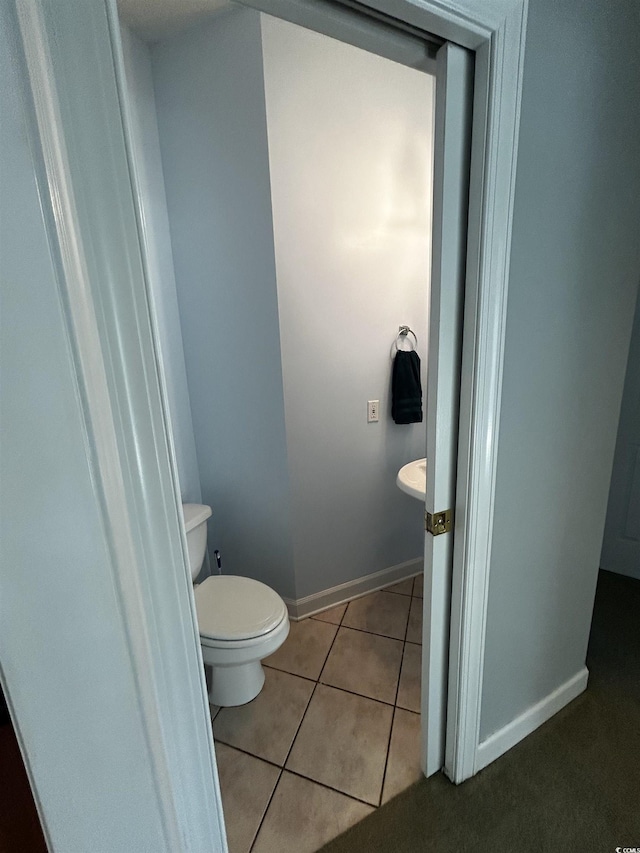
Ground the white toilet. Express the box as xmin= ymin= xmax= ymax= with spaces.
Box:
xmin=182 ymin=503 xmax=290 ymax=707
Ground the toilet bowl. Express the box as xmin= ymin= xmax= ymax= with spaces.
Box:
xmin=196 ymin=575 xmax=289 ymax=706
xmin=182 ymin=503 xmax=289 ymax=707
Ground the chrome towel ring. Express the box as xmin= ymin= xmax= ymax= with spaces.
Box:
xmin=395 ymin=325 xmax=418 ymax=351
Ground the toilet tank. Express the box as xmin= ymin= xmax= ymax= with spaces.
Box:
xmin=181 ymin=504 xmax=212 ymax=580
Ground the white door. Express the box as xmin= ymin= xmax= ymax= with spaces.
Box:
xmin=601 ymin=291 xmax=640 ymax=580
xmin=421 ymin=42 xmax=473 ymax=776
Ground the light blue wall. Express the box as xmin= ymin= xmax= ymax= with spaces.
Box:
xmin=262 ymin=15 xmax=430 ymax=598
xmin=0 ymin=10 xmax=166 ymax=848
xmin=149 ymin=9 xmax=432 ymax=601
xmin=480 ymin=0 xmax=640 ymax=740
xmin=151 ymin=8 xmax=296 ymax=598
xmin=119 ymin=25 xmax=202 ymax=504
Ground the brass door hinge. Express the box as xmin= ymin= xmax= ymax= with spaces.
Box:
xmin=425 ymin=509 xmax=453 ymax=536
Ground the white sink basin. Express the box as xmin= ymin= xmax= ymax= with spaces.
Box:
xmin=396 ymin=458 xmax=427 ymax=500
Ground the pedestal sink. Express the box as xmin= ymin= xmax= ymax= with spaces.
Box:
xmin=396 ymin=458 xmax=427 ymax=500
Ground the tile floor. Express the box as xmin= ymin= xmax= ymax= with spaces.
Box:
xmin=211 ymin=574 xmax=424 ymax=853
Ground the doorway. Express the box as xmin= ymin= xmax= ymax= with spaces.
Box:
xmin=117 ymin=5 xmax=448 ymax=845
xmin=3 ymin=0 xmax=527 ymax=848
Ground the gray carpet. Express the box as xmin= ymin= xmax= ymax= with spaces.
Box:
xmin=320 ymin=570 xmax=640 ymax=852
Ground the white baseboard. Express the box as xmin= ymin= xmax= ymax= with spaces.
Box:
xmin=283 ymin=557 xmax=423 ymax=621
xmin=475 ymin=666 xmax=589 ymax=772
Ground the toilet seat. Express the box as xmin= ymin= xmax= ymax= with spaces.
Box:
xmin=195 ymin=575 xmax=287 ymax=644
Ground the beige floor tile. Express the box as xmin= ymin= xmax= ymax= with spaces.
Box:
xmin=214 ymin=743 xmax=279 ymax=853
xmin=286 ymin=684 xmax=393 ymax=805
xmin=381 ymin=709 xmax=423 ymax=804
xmin=213 ymin=668 xmax=314 ymax=765
xmin=406 ymin=596 xmax=423 ymax=644
xmin=342 ymin=591 xmax=410 ymax=640
xmin=413 ymin=573 xmax=424 ymax=597
xmin=320 ymin=627 xmax=403 ymax=704
xmin=252 ymin=771 xmax=373 ymax=853
xmin=386 ymin=578 xmax=414 ymax=596
xmin=311 ymin=604 xmax=347 ymax=625
xmin=209 ymin=704 xmax=220 ymax=721
xmin=265 ymin=618 xmax=338 ymax=679
xmin=396 ymin=642 xmax=421 ymax=713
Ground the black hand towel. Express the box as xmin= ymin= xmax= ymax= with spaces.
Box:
xmin=392 ymin=349 xmax=423 ymax=424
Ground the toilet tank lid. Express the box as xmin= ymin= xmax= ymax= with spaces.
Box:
xmin=182 ymin=503 xmax=212 ymax=533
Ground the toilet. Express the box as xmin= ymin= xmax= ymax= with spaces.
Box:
xmin=182 ymin=503 xmax=290 ymax=707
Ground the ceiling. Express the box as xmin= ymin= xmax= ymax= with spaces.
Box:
xmin=117 ymin=0 xmax=233 ymax=42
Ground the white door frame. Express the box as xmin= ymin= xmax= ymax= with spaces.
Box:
xmin=9 ymin=1 xmax=227 ymax=849
xmin=7 ymin=0 xmax=527 ymax=845
xmin=438 ymin=0 xmax=529 ymax=782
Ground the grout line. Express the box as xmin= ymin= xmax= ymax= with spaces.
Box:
xmin=249 ymin=767 xmax=284 ymax=852
xmin=262 ymin=662 xmax=318 ymax=683
xmin=278 ymin=683 xmax=318 ymax=769
xmin=244 ymin=580 xmax=422 ymax=850
xmin=253 ymin=614 xmax=348 ymax=847
xmin=308 ymin=578 xmax=419 ymax=623
xmin=378 ymin=576 xmax=415 ymax=806
xmin=249 ymin=676 xmax=319 ymax=852
xmin=321 ymin=594 xmax=404 ymax=809
xmin=212 ymin=739 xmax=284 ymax=771
xmin=315 ymin=619 xmax=343 ymax=697
xmin=401 ymin=598 xmax=412 ymax=646
xmin=316 ymin=680 xmax=399 ymax=709
xmin=283 ymin=667 xmax=320 ymax=767
xmin=411 ymin=572 xmax=423 ymax=600
xmin=377 ymin=706 xmax=397 ymax=808
xmin=396 ymin=700 xmax=421 ymax=714
xmin=283 ymin=767 xmax=380 ymax=809
xmin=316 ymin=608 xmax=403 ymax=707
xmin=339 ymin=622 xmax=408 ymax=643
xmin=336 ymin=623 xmax=405 ymax=643
xmin=310 ymin=602 xmax=349 ymax=625
xmin=263 ymin=619 xmax=340 ymax=683
xmin=396 ymin=707 xmax=421 ymax=718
